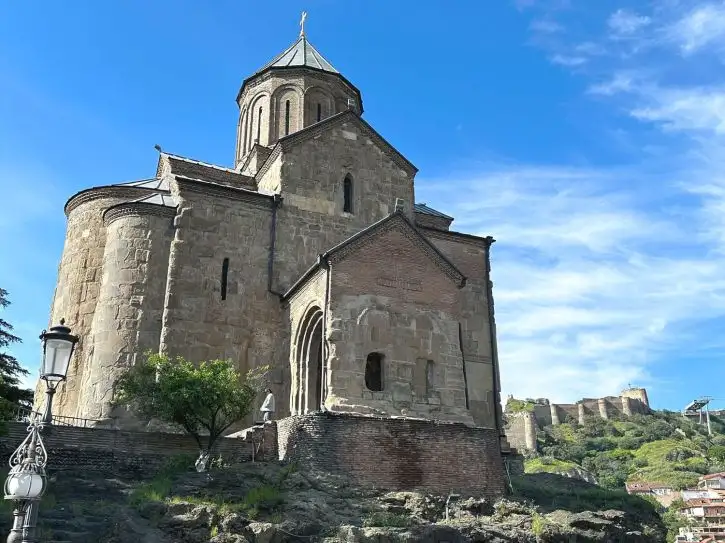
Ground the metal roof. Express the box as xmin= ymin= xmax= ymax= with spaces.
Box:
xmin=132 ymin=192 xmax=176 ymax=208
xmin=414 ymin=203 xmax=453 ymax=220
xmin=257 ymin=36 xmax=338 ymax=74
xmin=116 ymin=178 xmax=169 ymax=191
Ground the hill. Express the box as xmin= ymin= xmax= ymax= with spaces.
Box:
xmin=512 ymin=408 xmax=725 ymax=491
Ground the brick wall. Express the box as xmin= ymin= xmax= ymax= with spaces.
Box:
xmin=0 ymin=423 xmax=274 ymax=474
xmin=276 ymin=412 xmax=506 ymax=498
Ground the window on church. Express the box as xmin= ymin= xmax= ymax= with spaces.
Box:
xmin=221 ymin=258 xmax=229 ymax=300
xmin=285 ymin=100 xmax=290 ymax=136
xmin=249 ymin=109 xmax=254 ymax=150
xmin=343 ymin=175 xmax=353 ymax=213
xmin=365 ymin=352 xmax=383 ymax=392
xmin=317 ymin=103 xmax=322 ymax=122
xmin=257 ymin=106 xmax=262 ymax=144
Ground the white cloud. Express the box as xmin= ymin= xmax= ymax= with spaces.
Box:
xmin=669 ymin=2 xmax=725 ymax=54
xmin=550 ymin=54 xmax=587 ymax=66
xmin=530 ymin=19 xmax=564 ymax=33
xmin=608 ymin=9 xmax=652 ymax=35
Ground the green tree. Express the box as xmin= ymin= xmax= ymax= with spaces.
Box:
xmin=0 ymin=288 xmax=33 ymax=417
xmin=114 ymin=353 xmax=267 ymax=457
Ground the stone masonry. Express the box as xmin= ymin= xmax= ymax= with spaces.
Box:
xmin=36 ymin=23 xmax=509 ymax=493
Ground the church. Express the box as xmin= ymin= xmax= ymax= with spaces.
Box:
xmin=39 ymin=18 xmax=508 ymax=461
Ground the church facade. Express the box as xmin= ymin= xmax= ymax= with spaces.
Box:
xmin=39 ymin=27 xmax=507 ymax=448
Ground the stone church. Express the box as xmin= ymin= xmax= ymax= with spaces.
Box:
xmin=39 ymin=22 xmax=507 ymax=453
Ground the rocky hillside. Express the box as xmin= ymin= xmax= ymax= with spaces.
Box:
xmin=0 ymin=457 xmax=665 ymax=542
xmin=512 ymin=407 xmax=725 ymax=491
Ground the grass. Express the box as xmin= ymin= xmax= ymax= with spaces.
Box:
xmin=362 ymin=511 xmax=413 ymax=528
xmin=531 ymin=511 xmax=548 ymax=537
xmin=525 ymin=457 xmax=580 ymax=475
xmin=506 ymin=399 xmax=536 ymax=413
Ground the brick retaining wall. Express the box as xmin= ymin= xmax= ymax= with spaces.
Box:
xmin=0 ymin=422 xmax=273 ymax=474
xmin=276 ymin=412 xmax=507 ymax=498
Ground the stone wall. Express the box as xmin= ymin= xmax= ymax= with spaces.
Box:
xmin=77 ymin=206 xmax=174 ymax=424
xmin=421 ymin=229 xmax=500 ymax=431
xmin=159 ymin=179 xmax=288 ymax=426
xmin=276 ymin=412 xmax=507 ymax=498
xmin=0 ymin=422 xmax=276 ymax=473
xmin=505 ymin=412 xmax=537 ymax=452
xmin=39 ymin=189 xmax=150 ymax=419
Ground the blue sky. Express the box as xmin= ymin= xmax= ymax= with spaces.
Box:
xmin=1 ymin=0 xmax=724 ymax=411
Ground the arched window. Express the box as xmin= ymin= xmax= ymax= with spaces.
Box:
xmin=343 ymin=175 xmax=353 ymax=213
xmin=221 ymin=258 xmax=230 ymax=301
xmin=285 ymin=100 xmax=290 ymax=136
xmin=248 ymin=108 xmax=254 ymax=151
xmin=317 ymin=103 xmax=322 ymax=122
xmin=242 ymin=112 xmax=248 ymax=154
xmin=365 ymin=353 xmax=383 ymax=391
xmin=256 ymin=106 xmax=262 ymax=144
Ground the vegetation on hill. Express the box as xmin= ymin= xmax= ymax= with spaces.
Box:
xmin=521 ymin=409 xmax=725 ymax=491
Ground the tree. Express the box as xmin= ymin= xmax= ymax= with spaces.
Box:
xmin=114 ymin=353 xmax=267 ymax=461
xmin=0 ymin=288 xmax=33 ymax=417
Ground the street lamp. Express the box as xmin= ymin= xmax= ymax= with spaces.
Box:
xmin=4 ymin=419 xmax=48 ymax=543
xmin=38 ymin=319 xmax=78 ymax=426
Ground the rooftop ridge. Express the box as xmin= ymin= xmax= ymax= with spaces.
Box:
xmin=161 ymin=152 xmax=248 ymax=176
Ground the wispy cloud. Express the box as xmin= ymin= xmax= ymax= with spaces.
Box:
xmin=668 ymin=3 xmax=725 ymax=54
xmin=608 ymin=9 xmax=652 ymax=36
xmin=550 ymin=54 xmax=587 ymax=66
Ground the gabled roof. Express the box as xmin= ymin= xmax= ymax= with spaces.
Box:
xmin=414 ymin=203 xmax=453 ymax=220
xmin=256 ymin=36 xmax=338 ymax=74
xmin=256 ymin=110 xmax=417 ymax=180
xmin=156 ymin=152 xmax=256 ymax=190
xmin=117 ymin=178 xmax=169 ymax=191
xmin=283 ymin=211 xmax=466 ymax=300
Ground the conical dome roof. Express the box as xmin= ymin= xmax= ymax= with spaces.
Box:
xmin=256 ymin=35 xmax=338 ymax=75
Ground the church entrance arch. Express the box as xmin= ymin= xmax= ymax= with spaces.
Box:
xmin=293 ymin=306 xmax=324 ymax=414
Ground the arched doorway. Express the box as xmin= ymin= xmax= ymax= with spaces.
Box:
xmin=293 ymin=306 xmax=324 ymax=414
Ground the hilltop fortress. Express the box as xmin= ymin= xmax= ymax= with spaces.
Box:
xmin=505 ymin=388 xmax=651 ymax=452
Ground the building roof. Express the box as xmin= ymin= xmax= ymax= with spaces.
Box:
xmin=414 ymin=203 xmax=453 ymax=220
xmin=157 ymin=153 xmax=256 ymax=190
xmin=703 ymin=473 xmax=725 ymax=480
xmin=282 ymin=210 xmax=467 ymax=301
xmin=626 ymin=482 xmax=673 ymax=492
xmin=257 ymin=36 xmax=338 ymax=74
xmin=117 ymin=178 xmax=169 ymax=191
xmin=131 ymin=192 xmax=176 ymax=208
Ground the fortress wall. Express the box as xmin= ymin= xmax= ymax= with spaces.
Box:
xmin=77 ymin=207 xmax=174 ymax=423
xmin=533 ymin=404 xmax=552 ymax=427
xmin=621 ymin=387 xmax=650 ymax=407
xmin=37 ymin=194 xmax=134 ymax=419
xmin=277 ymin=412 xmax=506 ymax=498
xmin=558 ymin=404 xmax=580 ymax=424
xmin=159 ymin=181 xmax=287 ymax=425
xmin=505 ymin=412 xmax=537 ymax=452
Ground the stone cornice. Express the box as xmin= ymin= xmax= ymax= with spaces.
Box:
xmin=65 ymin=186 xmax=160 ymax=216
xmin=175 ymin=176 xmax=274 ymax=209
xmin=103 ymin=202 xmax=177 ymax=226
xmin=419 ymin=226 xmax=495 ymax=248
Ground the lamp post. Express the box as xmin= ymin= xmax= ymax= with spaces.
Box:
xmin=38 ymin=319 xmax=78 ymax=426
xmin=4 ymin=319 xmax=77 ymax=542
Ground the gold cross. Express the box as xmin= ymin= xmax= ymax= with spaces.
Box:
xmin=299 ymin=11 xmax=307 ymax=37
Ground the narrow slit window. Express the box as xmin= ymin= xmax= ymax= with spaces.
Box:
xmin=249 ymin=109 xmax=254 ymax=150
xmin=365 ymin=353 xmax=383 ymax=391
xmin=221 ymin=258 xmax=229 ymax=300
xmin=343 ymin=175 xmax=353 ymax=213
xmin=285 ymin=100 xmax=290 ymax=135
xmin=256 ymin=106 xmax=262 ymax=143
xmin=317 ymin=103 xmax=322 ymax=122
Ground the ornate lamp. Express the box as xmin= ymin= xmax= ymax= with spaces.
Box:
xmin=39 ymin=319 xmax=78 ymax=425
xmin=4 ymin=419 xmax=48 ymax=543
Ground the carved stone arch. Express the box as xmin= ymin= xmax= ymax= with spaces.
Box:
xmin=237 ymin=105 xmax=249 ymax=161
xmin=304 ymin=86 xmax=334 ymax=125
xmin=247 ymin=92 xmax=271 ymax=147
xmin=291 ymin=304 xmax=324 ymax=415
xmin=271 ymin=84 xmax=303 ymax=141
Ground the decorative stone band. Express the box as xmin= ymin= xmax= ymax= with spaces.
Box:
xmin=418 ymin=225 xmax=495 ymax=249
xmin=237 ymin=66 xmax=362 ymax=111
xmin=64 ymin=185 xmax=162 ymax=216
xmin=175 ymin=176 xmax=274 ymax=209
xmin=103 ymin=201 xmax=177 ymax=226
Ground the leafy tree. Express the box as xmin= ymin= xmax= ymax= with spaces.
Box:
xmin=708 ymin=445 xmax=725 ymax=463
xmin=0 ymin=288 xmax=33 ymax=417
xmin=114 ymin=353 xmax=267 ymax=459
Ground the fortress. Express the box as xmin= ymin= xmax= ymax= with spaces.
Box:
xmin=505 ymin=388 xmax=651 ymax=452
xmin=34 ymin=18 xmax=511 ymax=494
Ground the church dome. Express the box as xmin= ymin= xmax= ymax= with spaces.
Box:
xmin=234 ymin=17 xmax=363 ymax=168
